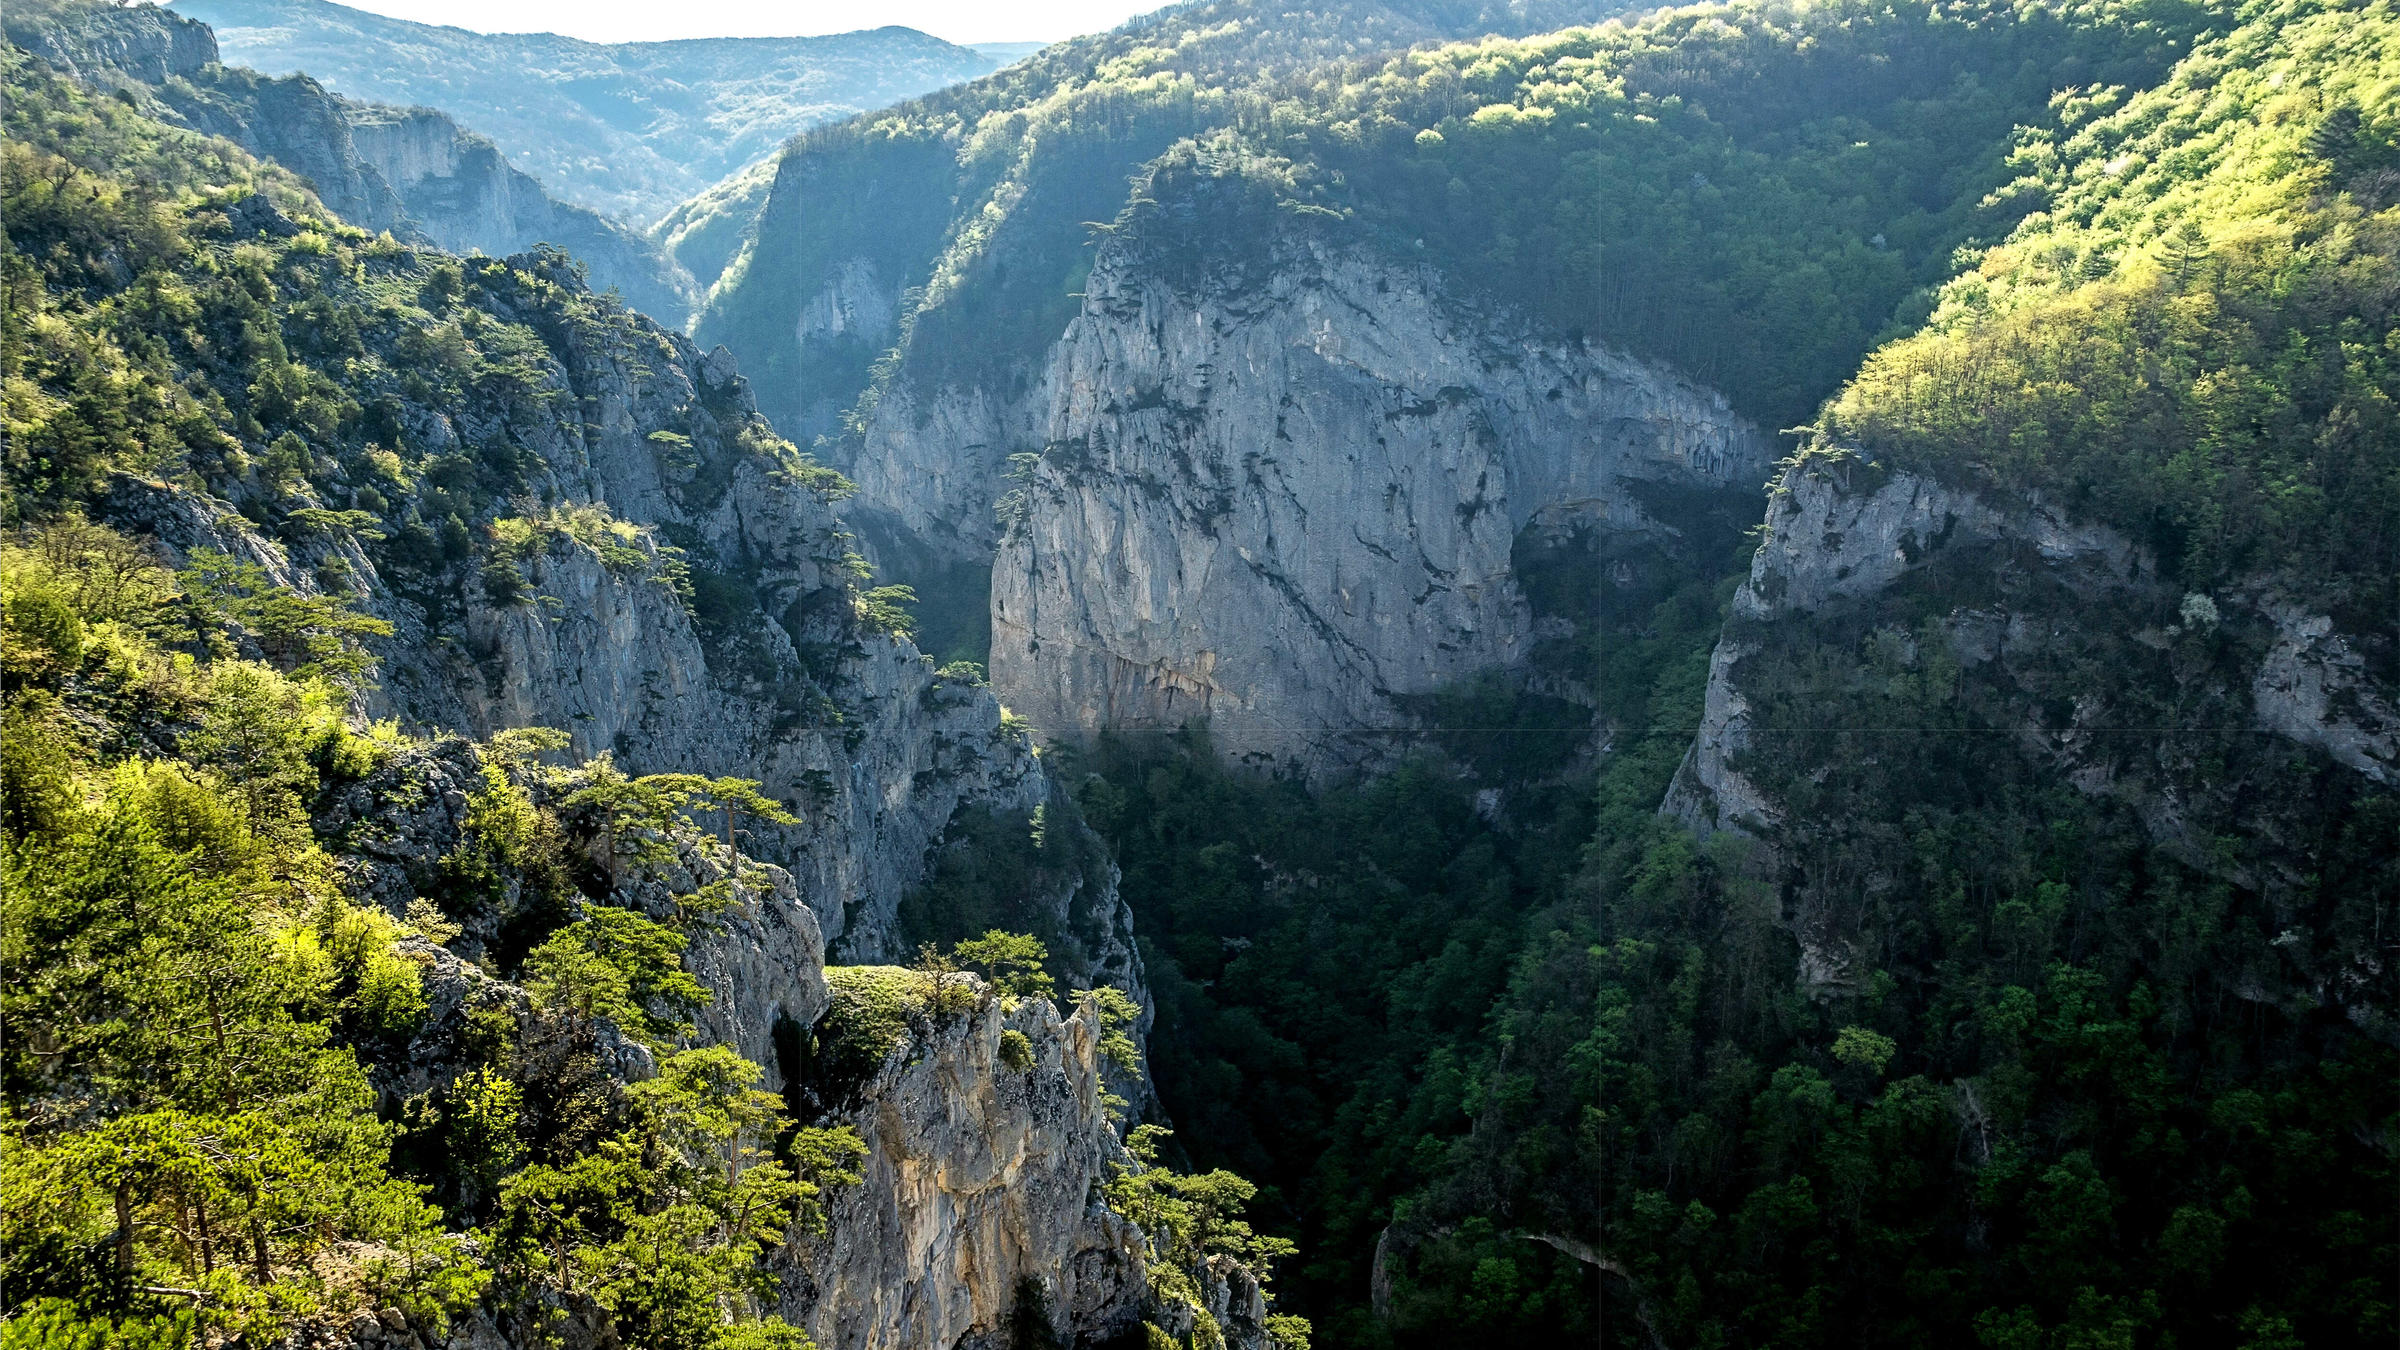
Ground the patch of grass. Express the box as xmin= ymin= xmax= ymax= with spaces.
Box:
xmin=804 ymin=965 xmax=933 ymax=1108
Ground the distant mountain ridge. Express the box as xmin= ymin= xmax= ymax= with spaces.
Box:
xmin=169 ymin=0 xmax=1012 ymax=225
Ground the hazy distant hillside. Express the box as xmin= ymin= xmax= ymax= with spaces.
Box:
xmin=170 ymin=0 xmax=1007 ymax=223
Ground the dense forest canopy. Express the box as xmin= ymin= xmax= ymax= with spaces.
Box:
xmin=1818 ymin=0 xmax=2399 ymax=618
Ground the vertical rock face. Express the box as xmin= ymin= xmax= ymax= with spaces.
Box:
xmin=990 ymin=230 xmax=1769 ymax=770
xmin=1664 ymin=461 xmax=2148 ymax=840
xmin=94 ymin=263 xmax=1103 ymax=979
xmin=309 ymin=743 xmax=1167 ymax=1349
xmin=844 ymin=377 xmax=1033 ymax=574
xmin=340 ymin=105 xmax=698 ymax=324
xmin=1665 ymin=454 xmax=2397 ymax=1000
xmin=344 ymin=322 xmax=1055 ymax=964
xmin=779 ymin=993 xmax=1149 ymax=1350
xmin=158 ymin=64 xmax=416 ymax=233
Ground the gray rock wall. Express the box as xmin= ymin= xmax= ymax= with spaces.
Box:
xmin=778 ymin=989 xmax=1150 ymax=1350
xmin=4 ymin=0 xmax=218 ymax=82
xmin=1664 ymin=459 xmax=2146 ymax=838
xmin=990 ymin=232 xmax=1769 ymax=770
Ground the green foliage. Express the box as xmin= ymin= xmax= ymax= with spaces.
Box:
xmin=436 ymin=755 xmax=577 ymax=967
xmin=0 ymin=517 xmax=830 ymax=1348
xmin=1073 ymin=713 xmax=1630 ymax=1341
xmin=804 ymin=965 xmax=936 ymax=1105
xmin=1105 ymin=1126 xmax=1301 ymax=1334
xmin=998 ymin=1028 xmax=1037 ymax=1073
xmin=525 ymin=906 xmax=713 ymax=1047
xmin=1262 ymin=1313 xmax=1312 ymax=1350
xmin=1829 ymin=1024 xmax=1897 ymax=1075
xmin=562 ymin=758 xmax=802 ymax=880
xmin=854 ymin=583 xmax=917 ymax=639
xmin=1076 ymin=985 xmax=1146 ymax=1081
xmin=0 ymin=556 xmax=461 ymax=1338
xmin=1815 ymin=0 xmax=2400 ymax=618
xmin=709 ymin=0 xmax=2228 ymax=451
xmin=953 ymin=929 xmax=1056 ymax=1004
xmin=0 ymin=1300 xmax=196 ymax=1350
xmin=489 ymin=1086 xmax=849 ymax=1350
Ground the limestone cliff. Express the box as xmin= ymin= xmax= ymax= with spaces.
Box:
xmin=22 ymin=0 xmax=1149 ymax=1086
xmin=96 ymin=303 xmax=1102 ymax=974
xmin=337 ymin=104 xmax=698 ymax=324
xmin=301 ymin=742 xmax=1221 ymax=1350
xmin=3 ymin=0 xmax=218 ymax=82
xmin=775 ymin=988 xmax=1148 ymax=1349
xmin=988 ymin=222 xmax=1769 ymax=769
xmin=773 ymin=971 xmax=1274 ymax=1350
xmin=15 ymin=17 xmax=1187 ymax=1350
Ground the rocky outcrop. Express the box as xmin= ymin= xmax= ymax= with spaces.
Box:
xmin=2 ymin=0 xmax=217 ymax=82
xmin=777 ymin=987 xmax=1150 ymax=1349
xmin=1665 ymin=453 xmax=2399 ymax=1000
xmin=989 ymin=225 xmax=1769 ymax=770
xmin=340 ymin=105 xmax=698 ymax=324
xmin=92 ymin=265 xmax=1119 ymax=979
xmin=300 ymin=750 xmax=1176 ymax=1349
xmin=302 ymin=742 xmax=1190 ymax=1348
xmin=2252 ymin=601 xmax=2398 ymax=785
xmin=1665 ymin=458 xmax=2148 ymax=837
xmin=347 ymin=321 xmax=1045 ymax=963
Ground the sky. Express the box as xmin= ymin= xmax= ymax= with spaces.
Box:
xmin=319 ymin=0 xmax=1170 ymax=45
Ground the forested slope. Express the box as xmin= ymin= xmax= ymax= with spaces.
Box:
xmin=1 ymin=19 xmax=1298 ymax=1349
xmin=696 ymin=0 xmax=1640 ymax=444
xmin=5 ymin=0 xmax=699 ymax=322
xmin=1059 ymin=0 xmax=2398 ymax=1344
xmin=7 ymin=0 xmax=2396 ymax=1346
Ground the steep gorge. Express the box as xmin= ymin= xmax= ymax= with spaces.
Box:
xmin=7 ymin=0 xmax=2398 ymax=1345
xmin=704 ymin=0 xmax=2212 ymax=774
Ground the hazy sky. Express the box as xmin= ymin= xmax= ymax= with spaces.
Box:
xmin=320 ymin=0 xmax=1169 ymax=44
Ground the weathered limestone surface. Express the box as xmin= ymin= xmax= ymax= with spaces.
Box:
xmin=984 ymin=231 xmax=1770 ymax=770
